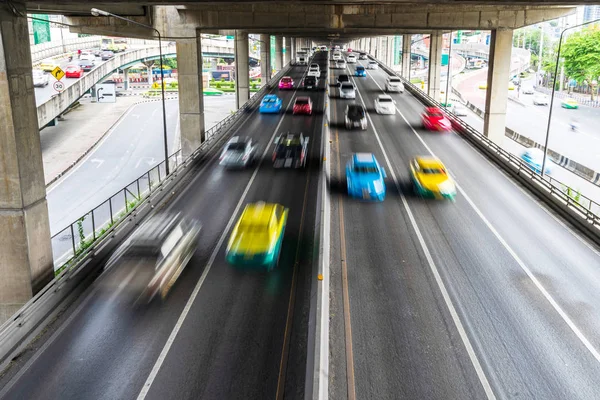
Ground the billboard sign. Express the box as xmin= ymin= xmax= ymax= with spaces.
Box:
xmin=32 ymin=14 xmax=51 ymax=45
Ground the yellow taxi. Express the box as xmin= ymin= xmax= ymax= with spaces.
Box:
xmin=410 ymin=156 xmax=456 ymax=200
xmin=39 ymin=59 xmax=60 ymax=72
xmin=508 ymin=81 xmax=515 ymax=90
xmin=478 ymin=81 xmax=487 ymax=90
xmin=561 ymin=98 xmax=579 ymax=109
xmin=226 ymin=202 xmax=288 ymax=270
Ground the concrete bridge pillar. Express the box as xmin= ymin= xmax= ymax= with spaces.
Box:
xmin=176 ymin=30 xmax=205 ymax=156
xmin=290 ymin=38 xmax=296 ymax=63
xmin=235 ymin=30 xmax=250 ymax=109
xmin=0 ymin=3 xmax=54 ymax=323
xmin=427 ymin=31 xmax=443 ymax=100
xmin=401 ymin=34 xmax=411 ymax=79
xmin=123 ymin=67 xmax=130 ymax=90
xmin=274 ymin=35 xmax=283 ymax=72
xmin=283 ymin=37 xmax=291 ymax=66
xmin=260 ymin=34 xmax=271 ymax=85
xmin=484 ymin=28 xmax=513 ymax=144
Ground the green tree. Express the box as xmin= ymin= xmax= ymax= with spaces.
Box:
xmin=562 ymin=27 xmax=600 ymax=100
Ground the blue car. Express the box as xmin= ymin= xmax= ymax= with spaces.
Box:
xmin=521 ymin=147 xmax=551 ymax=175
xmin=355 ymin=66 xmax=366 ymax=77
xmin=346 ymin=153 xmax=387 ymax=201
xmin=259 ymin=94 xmax=283 ymax=113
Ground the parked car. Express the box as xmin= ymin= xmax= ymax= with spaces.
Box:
xmin=65 ymin=64 xmax=84 ymax=78
xmin=345 ymin=104 xmax=367 ymax=130
xmin=346 ymin=153 xmax=387 ymax=201
xmin=339 ymin=82 xmax=356 ymax=99
xmin=374 ymin=94 xmax=396 ymax=114
xmin=219 ymin=136 xmax=257 ymax=168
xmin=32 ymin=69 xmax=49 ymax=87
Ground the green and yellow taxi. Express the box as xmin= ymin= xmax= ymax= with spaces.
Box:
xmin=561 ymin=98 xmax=579 ymax=109
xmin=226 ymin=202 xmax=288 ymax=270
xmin=410 ymin=156 xmax=457 ymax=200
xmin=39 ymin=59 xmax=60 ymax=72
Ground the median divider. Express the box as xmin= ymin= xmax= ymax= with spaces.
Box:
xmin=0 ymin=63 xmax=293 ymax=372
xmin=370 ymin=55 xmax=600 ymax=246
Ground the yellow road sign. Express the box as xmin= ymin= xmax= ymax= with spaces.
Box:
xmin=51 ymin=66 xmax=65 ymax=81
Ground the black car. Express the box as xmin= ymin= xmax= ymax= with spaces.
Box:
xmin=272 ymin=133 xmax=310 ymax=169
xmin=337 ymin=74 xmax=350 ymax=86
xmin=79 ymin=59 xmax=94 ymax=72
xmin=345 ymin=104 xmax=367 ymax=130
xmin=101 ymin=51 xmax=115 ymax=61
xmin=304 ymin=76 xmax=318 ymax=90
xmin=359 ymin=52 xmax=368 ymax=60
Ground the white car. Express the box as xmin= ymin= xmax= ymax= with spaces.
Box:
xmin=332 ymin=52 xmax=342 ymax=61
xmin=80 ymin=52 xmax=95 ymax=62
xmin=335 ymin=59 xmax=347 ymax=69
xmin=522 ymin=87 xmax=535 ymax=95
xmin=347 ymin=54 xmax=357 ymax=63
xmin=386 ymin=76 xmax=404 ymax=93
xmin=32 ymin=69 xmax=49 ymax=87
xmin=308 ymin=67 xmax=320 ymax=77
xmin=533 ymin=94 xmax=549 ymax=106
xmin=339 ymin=82 xmax=356 ymax=99
xmin=367 ymin=61 xmax=379 ymax=70
xmin=450 ymin=104 xmax=468 ymax=116
xmin=374 ymin=94 xmax=396 ymax=114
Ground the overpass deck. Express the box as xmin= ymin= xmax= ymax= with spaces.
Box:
xmin=1 ymin=51 xmax=600 ymax=400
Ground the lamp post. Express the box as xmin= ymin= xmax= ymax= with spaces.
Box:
xmin=541 ymin=18 xmax=600 ymax=178
xmin=91 ymin=8 xmax=170 ymax=175
xmin=444 ymin=31 xmax=454 ymax=109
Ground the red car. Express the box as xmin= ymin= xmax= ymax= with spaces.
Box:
xmin=279 ymin=76 xmax=294 ymax=90
xmin=347 ymin=48 xmax=353 ymax=53
xmin=293 ymin=97 xmax=313 ymax=115
xmin=65 ymin=64 xmax=84 ymax=78
xmin=421 ymin=107 xmax=452 ymax=131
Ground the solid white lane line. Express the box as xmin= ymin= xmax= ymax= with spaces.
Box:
xmin=380 ymin=70 xmax=600 ymax=366
xmin=350 ymin=75 xmax=497 ymax=400
xmin=136 ymin=74 xmax=305 ymax=400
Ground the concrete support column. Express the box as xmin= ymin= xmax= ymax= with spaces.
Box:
xmin=283 ymin=37 xmax=291 ymax=66
xmin=290 ymin=38 xmax=296 ymax=64
xmin=274 ymin=35 xmax=283 ymax=72
xmin=427 ymin=31 xmax=443 ymax=100
xmin=0 ymin=3 xmax=54 ymax=323
xmin=123 ymin=67 xmax=129 ymax=90
xmin=260 ymin=34 xmax=271 ymax=86
xmin=176 ymin=31 xmax=205 ymax=156
xmin=235 ymin=30 xmax=250 ymax=109
xmin=401 ymin=34 xmax=411 ymax=78
xmin=483 ymin=29 xmax=513 ymax=144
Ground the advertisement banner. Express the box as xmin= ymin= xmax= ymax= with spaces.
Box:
xmin=32 ymin=14 xmax=51 ymax=45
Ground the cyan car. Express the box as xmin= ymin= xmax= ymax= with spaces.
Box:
xmin=355 ymin=66 xmax=367 ymax=77
xmin=346 ymin=153 xmax=387 ymax=201
xmin=259 ymin=94 xmax=283 ymax=113
xmin=521 ymin=147 xmax=551 ymax=175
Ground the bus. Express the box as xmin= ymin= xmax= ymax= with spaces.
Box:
xmin=101 ymin=37 xmax=128 ymax=52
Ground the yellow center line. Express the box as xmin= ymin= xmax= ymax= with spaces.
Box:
xmin=275 ymin=99 xmax=318 ymax=400
xmin=331 ymin=65 xmax=357 ymax=400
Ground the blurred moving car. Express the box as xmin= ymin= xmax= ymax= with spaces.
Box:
xmin=78 ymin=59 xmax=95 ymax=72
xmin=355 ymin=66 xmax=367 ymax=77
xmin=347 ymin=48 xmax=353 ymax=53
xmin=345 ymin=104 xmax=367 ymax=130
xmin=32 ymin=69 xmax=49 ymax=87
xmin=374 ymin=94 xmax=396 ymax=114
xmin=422 ymin=107 xmax=452 ymax=131
xmin=386 ymin=76 xmax=404 ymax=93
xmin=226 ymin=202 xmax=288 ymax=270
xmin=259 ymin=94 xmax=283 ymax=113
xmin=508 ymin=82 xmax=515 ymax=90
xmin=100 ymin=50 xmax=115 ymax=61
xmin=303 ymin=76 xmax=318 ymax=90
xmin=359 ymin=52 xmax=368 ymax=60
xmin=220 ymin=136 xmax=257 ymax=168
xmin=308 ymin=64 xmax=321 ymax=77
xmin=339 ymin=82 xmax=356 ymax=99
xmin=449 ymin=103 xmax=468 ymax=116
xmin=521 ymin=147 xmax=551 ymax=175
xmin=114 ymin=212 xmax=201 ymax=302
xmin=337 ymin=74 xmax=350 ymax=86
xmin=272 ymin=133 xmax=309 ymax=168
xmin=367 ymin=60 xmax=379 ymax=70
xmin=522 ymin=87 xmax=535 ymax=95
xmin=410 ymin=157 xmax=456 ymax=200
xmin=347 ymin=54 xmax=357 ymax=63
xmin=65 ymin=64 xmax=84 ymax=78
xmin=478 ymin=81 xmax=488 ymax=90
xmin=39 ymin=59 xmax=60 ymax=72
xmin=80 ymin=52 xmax=95 ymax=62
xmin=346 ymin=153 xmax=387 ymax=201
xmin=332 ymin=52 xmax=342 ymax=61
xmin=533 ymin=94 xmax=549 ymax=106
xmin=293 ymin=96 xmax=313 ymax=115
xmin=279 ymin=76 xmax=294 ymax=90
xmin=561 ymin=98 xmax=579 ymax=109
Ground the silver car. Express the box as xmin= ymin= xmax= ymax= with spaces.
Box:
xmin=339 ymin=82 xmax=356 ymax=99
xmin=32 ymin=69 xmax=49 ymax=87
xmin=335 ymin=59 xmax=347 ymax=69
xmin=367 ymin=61 xmax=379 ymax=70
xmin=219 ymin=136 xmax=256 ymax=168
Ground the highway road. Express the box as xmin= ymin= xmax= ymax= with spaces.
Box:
xmin=329 ymin=54 xmax=600 ymax=399
xmin=457 ymin=68 xmax=600 ymax=171
xmin=0 ymin=55 xmax=326 ymax=399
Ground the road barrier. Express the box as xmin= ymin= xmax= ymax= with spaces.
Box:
xmin=371 ymin=55 xmax=600 ymax=246
xmin=0 ymin=63 xmax=293 ymax=371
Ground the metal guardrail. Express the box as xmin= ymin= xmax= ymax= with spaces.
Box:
xmin=371 ymin=56 xmax=600 ymax=237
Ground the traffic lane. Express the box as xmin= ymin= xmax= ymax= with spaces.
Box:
xmin=142 ymin=85 xmax=325 ymax=400
xmin=0 ymin=70 xmax=309 ymax=400
xmin=359 ymin=67 xmax=600 ymax=398
xmin=328 ymin=68 xmax=488 ymax=399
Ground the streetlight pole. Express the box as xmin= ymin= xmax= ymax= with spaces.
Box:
xmin=91 ymin=8 xmax=170 ymax=175
xmin=445 ymin=31 xmax=453 ymax=109
xmin=541 ymin=17 xmax=600 ymax=178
